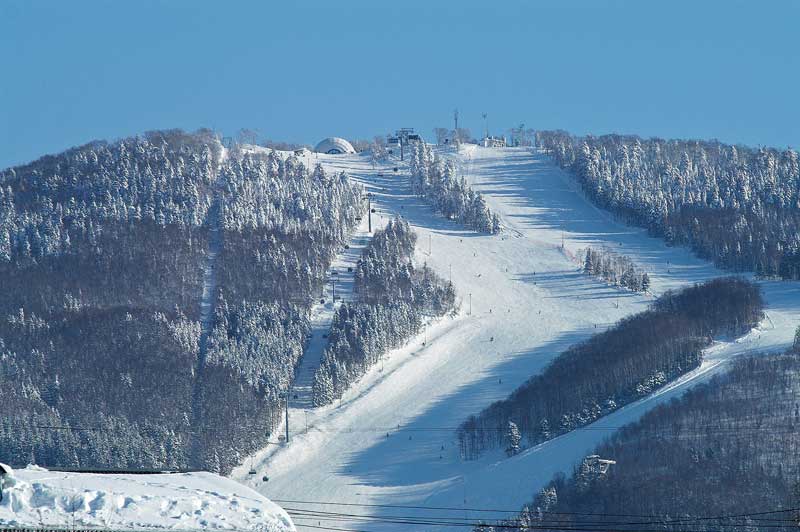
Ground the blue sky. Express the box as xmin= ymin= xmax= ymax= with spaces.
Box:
xmin=1 ymin=0 xmax=798 ymax=168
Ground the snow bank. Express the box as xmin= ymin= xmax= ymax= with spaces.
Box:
xmin=0 ymin=464 xmax=294 ymax=531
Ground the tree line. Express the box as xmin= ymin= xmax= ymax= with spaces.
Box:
xmin=582 ymin=246 xmax=650 ymax=292
xmin=408 ymin=143 xmax=500 ymax=234
xmin=458 ymin=277 xmax=763 ymax=460
xmin=536 ymin=130 xmax=800 ymax=279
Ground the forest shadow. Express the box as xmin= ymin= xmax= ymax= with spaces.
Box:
xmin=469 ymin=150 xmax=725 ymax=287
xmin=515 ymin=270 xmax=640 ymax=301
xmin=338 ymin=328 xmax=595 ymax=488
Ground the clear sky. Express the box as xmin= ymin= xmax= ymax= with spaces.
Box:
xmin=1 ymin=0 xmax=798 ymax=168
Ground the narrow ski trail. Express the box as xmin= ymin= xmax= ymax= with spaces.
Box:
xmin=190 ymin=147 xmax=226 ymax=466
xmin=233 ymin=146 xmax=800 ymax=531
xmin=291 ymin=215 xmax=374 ymax=410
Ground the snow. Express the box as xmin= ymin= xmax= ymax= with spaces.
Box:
xmin=0 ymin=464 xmax=295 ymax=531
xmin=228 ymin=145 xmax=800 ymax=530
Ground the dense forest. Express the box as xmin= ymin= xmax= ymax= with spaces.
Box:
xmin=537 ymin=130 xmax=800 ymax=278
xmin=458 ymin=277 xmax=763 ymax=459
xmin=312 ymin=218 xmax=456 ymax=406
xmin=477 ymin=345 xmax=800 ymax=532
xmin=408 ymin=143 xmax=500 ymax=234
xmin=582 ymin=246 xmax=649 ymax=292
xmin=0 ymin=131 xmax=363 ymax=474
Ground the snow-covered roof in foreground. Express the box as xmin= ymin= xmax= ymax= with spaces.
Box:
xmin=0 ymin=464 xmax=295 ymax=531
xmin=314 ymin=137 xmax=355 ymax=154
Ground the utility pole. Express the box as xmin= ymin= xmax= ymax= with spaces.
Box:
xmin=285 ymin=390 xmax=289 ymax=443
xmin=482 ymin=113 xmax=488 ymax=139
xmin=396 ymin=128 xmax=413 ymax=162
xmin=367 ymin=193 xmax=372 ymax=233
xmin=469 ymin=293 xmax=472 ymax=315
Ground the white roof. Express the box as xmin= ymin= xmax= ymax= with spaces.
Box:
xmin=314 ymin=137 xmax=355 ymax=154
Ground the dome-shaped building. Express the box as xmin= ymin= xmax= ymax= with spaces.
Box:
xmin=314 ymin=137 xmax=356 ymax=154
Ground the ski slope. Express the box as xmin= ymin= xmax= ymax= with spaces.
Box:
xmin=233 ymin=146 xmax=800 ymax=531
xmin=0 ymin=464 xmax=294 ymax=531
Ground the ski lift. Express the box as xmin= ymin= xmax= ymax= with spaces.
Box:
xmin=347 ymin=267 xmax=353 ymax=272
xmin=393 ymin=167 xmax=399 ymax=172
xmin=371 ymin=208 xmax=376 ymax=213
xmin=355 ymin=216 xmax=363 ymax=221
xmin=262 ymin=475 xmax=269 ymax=482
xmin=344 ymin=244 xmax=350 ymax=249
xmin=320 ymin=298 xmax=326 ymax=304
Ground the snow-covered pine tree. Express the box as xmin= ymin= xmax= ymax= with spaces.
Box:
xmin=505 ymin=420 xmax=522 ymax=457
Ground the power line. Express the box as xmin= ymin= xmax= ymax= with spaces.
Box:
xmin=295 ymin=523 xmax=371 ymax=532
xmin=281 ymin=495 xmax=800 ymax=531
xmin=277 ymin=498 xmax=799 ymax=522
xmin=6 ymin=421 xmax=799 ymax=436
xmin=289 ymin=510 xmax=798 ymax=532
xmin=289 ymin=510 xmax=798 ymax=527
xmin=288 ymin=503 xmax=800 ymax=528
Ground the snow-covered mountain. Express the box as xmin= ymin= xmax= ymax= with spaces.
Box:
xmin=2 ymin=136 xmax=799 ymax=531
xmin=233 ymin=144 xmax=800 ymax=530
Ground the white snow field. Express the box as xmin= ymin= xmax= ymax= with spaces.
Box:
xmin=0 ymin=464 xmax=295 ymax=531
xmin=233 ymin=146 xmax=800 ymax=530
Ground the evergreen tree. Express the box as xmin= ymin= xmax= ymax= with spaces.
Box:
xmin=505 ymin=421 xmax=521 ymax=457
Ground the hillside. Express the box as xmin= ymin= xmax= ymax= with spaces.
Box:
xmin=459 ymin=277 xmax=764 ymax=460
xmin=236 ymin=144 xmax=800 ymax=531
xmin=0 ymin=131 xmax=363 ymax=475
xmin=481 ymin=348 xmax=800 ymax=532
xmin=2 ymin=136 xmax=799 ymax=532
xmin=538 ymin=131 xmax=800 ymax=278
